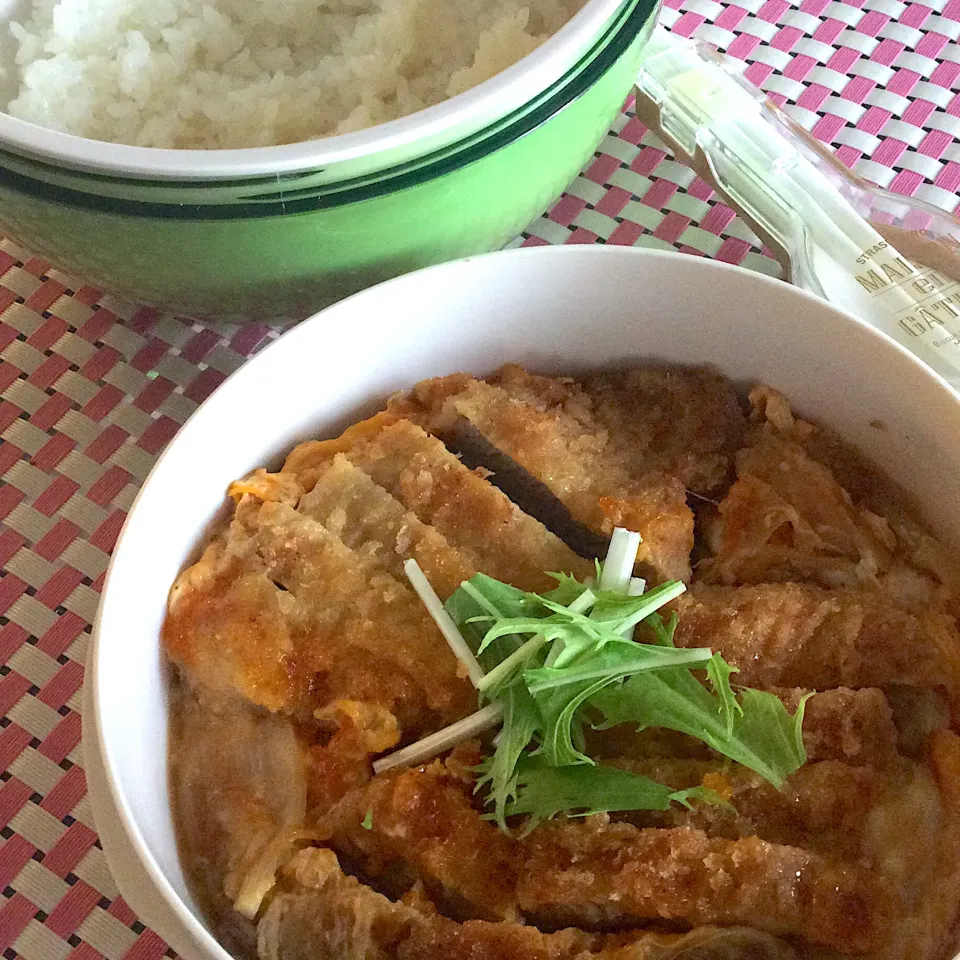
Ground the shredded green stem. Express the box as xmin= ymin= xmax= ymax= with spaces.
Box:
xmin=620 ymin=577 xmax=648 ymax=638
xmin=404 ymin=558 xmax=485 ymax=686
xmin=372 ymin=702 xmax=503 ymax=775
xmin=598 ymin=528 xmax=641 ymax=593
xmin=477 ymin=634 xmax=547 ymax=692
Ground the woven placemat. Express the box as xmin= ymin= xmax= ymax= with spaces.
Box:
xmin=0 ymin=2 xmax=958 ymax=958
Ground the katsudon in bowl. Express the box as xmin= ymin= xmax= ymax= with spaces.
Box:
xmin=84 ymin=248 xmax=960 ymax=960
xmin=163 ymin=362 xmax=960 ymax=960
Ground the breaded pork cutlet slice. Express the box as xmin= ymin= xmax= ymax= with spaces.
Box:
xmin=260 ymin=847 xmax=796 ymax=960
xmin=298 ymin=453 xmax=476 ymax=600
xmin=515 ymin=818 xmax=896 ymax=953
xmin=611 ymin=757 xmax=937 ymax=867
xmin=779 ymin=686 xmax=900 ymax=765
xmin=255 ymin=734 xmax=960 ymax=960
xmin=318 ymin=759 xmax=928 ymax=942
xmin=673 ymin=583 xmax=960 ymax=707
xmin=164 ymin=492 xmax=474 ymax=728
xmin=396 ymin=367 xmax=697 ymax=582
xmin=319 ymin=761 xmax=519 ymax=922
xmin=286 ymin=419 xmax=590 ymax=593
xmin=581 ymin=365 xmax=747 ymax=497
xmin=315 ymin=760 xmax=903 ymax=955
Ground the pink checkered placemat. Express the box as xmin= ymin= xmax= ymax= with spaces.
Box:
xmin=0 ymin=2 xmax=959 ymax=959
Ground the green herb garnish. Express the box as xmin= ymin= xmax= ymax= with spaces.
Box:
xmin=361 ymin=810 xmax=373 ymax=831
xmin=377 ymin=528 xmax=809 ymax=834
xmin=500 ymin=756 xmax=730 ymax=827
xmin=590 ymin=659 xmax=810 ymax=789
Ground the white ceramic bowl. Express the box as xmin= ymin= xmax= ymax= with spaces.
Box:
xmin=0 ymin=0 xmax=630 ymax=180
xmin=84 ymin=246 xmax=960 ymax=960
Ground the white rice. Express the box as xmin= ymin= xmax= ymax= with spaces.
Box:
xmin=1 ymin=0 xmax=584 ymax=149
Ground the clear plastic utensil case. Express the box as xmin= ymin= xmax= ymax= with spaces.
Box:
xmin=635 ymin=28 xmax=960 ymax=390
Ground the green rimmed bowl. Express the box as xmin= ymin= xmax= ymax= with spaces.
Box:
xmin=0 ymin=0 xmax=658 ymax=320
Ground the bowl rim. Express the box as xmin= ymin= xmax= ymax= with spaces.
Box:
xmin=84 ymin=244 xmax=959 ymax=960
xmin=0 ymin=0 xmax=652 ymax=219
xmin=0 ymin=0 xmax=630 ymax=182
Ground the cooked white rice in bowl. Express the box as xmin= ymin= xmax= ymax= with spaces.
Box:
xmin=1 ymin=0 xmax=585 ymax=149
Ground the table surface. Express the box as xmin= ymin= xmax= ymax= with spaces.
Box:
xmin=1 ymin=5 xmax=959 ymax=960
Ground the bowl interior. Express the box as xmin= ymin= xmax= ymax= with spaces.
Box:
xmin=87 ymin=246 xmax=960 ymax=960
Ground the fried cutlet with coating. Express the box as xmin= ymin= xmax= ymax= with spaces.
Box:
xmin=167 ymin=367 xmax=960 ymax=960
xmin=515 ymin=818 xmax=896 ymax=952
xmin=610 ymin=757 xmax=930 ymax=864
xmin=780 ymin=686 xmax=900 ymax=765
xmin=164 ymin=495 xmax=474 ymax=726
xmin=261 ymin=847 xmax=798 ymax=960
xmin=399 ymin=367 xmax=696 ymax=582
xmin=673 ymin=583 xmax=960 ymax=705
xmin=286 ymin=419 xmax=590 ymax=592
xmin=580 ymin=364 xmax=746 ymax=496
xmin=299 ymin=453 xmax=475 ymax=599
xmin=319 ymin=761 xmax=518 ymax=922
